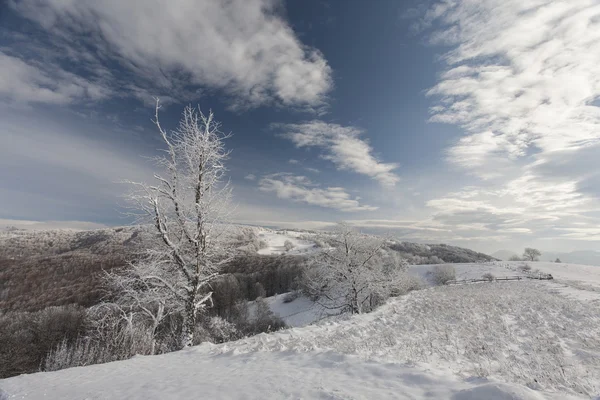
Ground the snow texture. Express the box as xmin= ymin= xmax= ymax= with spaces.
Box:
xmin=0 ymin=348 xmax=574 ymax=400
xmin=256 ymin=228 xmax=317 ymax=255
xmin=3 ymin=261 xmax=600 ymax=399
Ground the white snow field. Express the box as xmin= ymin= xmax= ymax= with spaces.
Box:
xmin=0 ymin=349 xmax=564 ymax=400
xmin=3 ymin=275 xmax=600 ymax=399
xmin=256 ymin=228 xmax=317 ymax=256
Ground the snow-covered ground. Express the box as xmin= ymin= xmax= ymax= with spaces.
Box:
xmin=3 ymin=260 xmax=600 ymax=399
xmin=0 ymin=349 xmax=565 ymax=400
xmin=256 ymin=228 xmax=317 ymax=256
xmin=409 ymin=261 xmax=600 ymax=302
xmin=252 ymin=292 xmax=338 ymax=327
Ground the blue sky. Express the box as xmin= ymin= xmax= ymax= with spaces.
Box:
xmin=2 ymin=0 xmax=600 ymax=254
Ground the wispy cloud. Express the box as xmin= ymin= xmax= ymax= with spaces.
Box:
xmin=8 ymin=0 xmax=332 ymax=109
xmin=276 ymin=120 xmax=400 ymax=186
xmin=0 ymin=51 xmax=112 ymax=106
xmin=422 ymin=0 xmax=600 ymax=243
xmin=258 ymin=173 xmax=378 ymax=212
xmin=244 ymin=173 xmax=257 ymax=181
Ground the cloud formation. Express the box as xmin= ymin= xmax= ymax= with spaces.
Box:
xmin=7 ymin=0 xmax=332 ymax=108
xmin=424 ymin=0 xmax=600 ymax=244
xmin=0 ymin=51 xmax=111 ymax=105
xmin=276 ymin=121 xmax=400 ymax=186
xmin=259 ymin=173 xmax=377 ymax=212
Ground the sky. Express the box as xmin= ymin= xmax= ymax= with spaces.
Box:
xmin=1 ymin=0 xmax=600 ymax=255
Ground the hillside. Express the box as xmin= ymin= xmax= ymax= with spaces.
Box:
xmin=0 ymin=226 xmax=495 ymax=312
xmin=2 ymin=261 xmax=599 ymax=399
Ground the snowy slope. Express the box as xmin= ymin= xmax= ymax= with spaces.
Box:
xmin=255 ymin=292 xmax=337 ymax=327
xmin=3 ymin=278 xmax=599 ymax=399
xmin=0 ymin=350 xmax=564 ymax=400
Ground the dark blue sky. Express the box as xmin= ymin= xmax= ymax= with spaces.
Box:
xmin=1 ymin=0 xmax=600 ymax=254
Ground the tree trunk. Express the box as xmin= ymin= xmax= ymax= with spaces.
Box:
xmin=181 ymin=296 xmax=196 ymax=348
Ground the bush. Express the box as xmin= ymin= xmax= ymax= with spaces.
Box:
xmin=519 ymin=263 xmax=532 ymax=272
xmin=482 ymin=273 xmax=495 ymax=281
xmin=432 ymin=265 xmax=456 ymax=285
xmin=390 ymin=274 xmax=423 ymax=297
xmin=282 ymin=291 xmax=300 ymax=303
xmin=0 ymin=305 xmax=87 ymax=378
xmin=252 ymin=298 xmax=286 ymax=333
xmin=283 ymin=240 xmax=295 ymax=252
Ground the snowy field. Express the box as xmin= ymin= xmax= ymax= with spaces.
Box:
xmin=3 ymin=278 xmax=600 ymax=399
xmin=3 ymin=249 xmax=600 ymax=399
xmin=256 ymin=228 xmax=317 ymax=256
xmin=0 ymin=349 xmax=566 ymax=400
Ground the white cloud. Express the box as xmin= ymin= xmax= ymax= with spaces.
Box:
xmin=276 ymin=121 xmax=400 ymax=186
xmin=422 ymin=0 xmax=600 ymax=244
xmin=10 ymin=0 xmax=332 ymax=109
xmin=288 ymin=159 xmax=300 ymax=164
xmin=244 ymin=174 xmax=257 ymax=181
xmin=428 ymin=0 xmax=600 ymax=166
xmin=258 ymin=173 xmax=378 ymax=212
xmin=0 ymin=219 xmax=109 ymax=231
xmin=0 ymin=51 xmax=112 ymax=105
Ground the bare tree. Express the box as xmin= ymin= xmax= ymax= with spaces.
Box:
xmin=123 ymin=99 xmax=233 ymax=348
xmin=302 ymin=223 xmax=408 ymax=314
xmin=523 ymin=248 xmax=541 ymax=262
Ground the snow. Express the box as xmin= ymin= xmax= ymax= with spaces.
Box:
xmin=1 ymin=349 xmax=569 ymax=400
xmin=256 ymin=228 xmax=317 ymax=256
xmin=255 ymin=292 xmax=338 ymax=327
xmin=3 ymin=261 xmax=600 ymax=399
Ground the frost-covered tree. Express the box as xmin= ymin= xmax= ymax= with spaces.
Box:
xmin=123 ymin=99 xmax=233 ymax=348
xmin=523 ymin=248 xmax=541 ymax=261
xmin=303 ymin=223 xmax=409 ymax=314
xmin=283 ymin=240 xmax=295 ymax=252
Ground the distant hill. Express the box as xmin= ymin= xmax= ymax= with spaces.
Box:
xmin=387 ymin=241 xmax=497 ymax=264
xmin=491 ymin=250 xmax=519 ymax=261
xmin=540 ymin=250 xmax=600 ymax=266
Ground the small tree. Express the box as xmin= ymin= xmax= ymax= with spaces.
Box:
xmin=508 ymin=255 xmax=522 ymax=261
xmin=555 ymin=258 xmax=561 ymax=263
xmin=122 ymin=100 xmax=233 ymax=348
xmin=283 ymin=240 xmax=295 ymax=252
xmin=302 ymin=223 xmax=409 ymax=314
xmin=523 ymin=248 xmax=541 ymax=261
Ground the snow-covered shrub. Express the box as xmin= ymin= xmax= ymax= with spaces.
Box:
xmin=432 ymin=265 xmax=456 ymax=285
xmin=519 ymin=263 xmax=532 ymax=272
xmin=482 ymin=272 xmax=495 ymax=281
xmin=252 ymin=298 xmax=286 ymax=333
xmin=44 ymin=314 xmax=155 ymax=372
xmin=284 ymin=240 xmax=295 ymax=252
xmin=303 ymin=223 xmax=410 ymax=314
xmin=390 ymin=274 xmax=423 ymax=297
xmin=282 ymin=291 xmax=300 ymax=303
xmin=207 ymin=317 xmax=240 ymax=343
xmin=0 ymin=305 xmax=87 ymax=379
